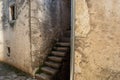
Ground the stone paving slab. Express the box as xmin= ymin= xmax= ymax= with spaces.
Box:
xmin=0 ymin=63 xmax=37 ymax=80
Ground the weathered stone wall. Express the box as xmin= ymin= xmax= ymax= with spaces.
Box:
xmin=9 ymin=0 xmax=32 ymax=74
xmin=75 ymin=0 xmax=120 ymax=80
xmin=0 ymin=0 xmax=33 ymax=75
xmin=30 ymin=0 xmax=70 ymax=74
xmin=0 ymin=0 xmax=4 ymax=59
xmin=0 ymin=0 xmax=70 ymax=76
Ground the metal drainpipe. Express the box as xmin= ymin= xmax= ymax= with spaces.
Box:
xmin=28 ymin=0 xmax=33 ymax=75
xmin=70 ymin=0 xmax=75 ymax=80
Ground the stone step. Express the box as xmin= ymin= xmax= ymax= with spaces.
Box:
xmin=35 ymin=73 xmax=51 ymax=80
xmin=41 ymin=67 xmax=58 ymax=75
xmin=56 ymin=42 xmax=70 ymax=47
xmin=53 ymin=47 xmax=69 ymax=51
xmin=60 ymin=37 xmax=70 ymax=42
xmin=48 ymin=56 xmax=63 ymax=62
xmin=51 ymin=51 xmax=66 ymax=57
xmin=45 ymin=61 xmax=61 ymax=69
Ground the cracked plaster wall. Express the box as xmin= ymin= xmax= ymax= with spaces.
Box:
xmin=75 ymin=0 xmax=120 ymax=80
xmin=0 ymin=0 xmax=70 ymax=76
xmin=30 ymin=0 xmax=70 ymax=74
xmin=0 ymin=0 xmax=33 ymax=75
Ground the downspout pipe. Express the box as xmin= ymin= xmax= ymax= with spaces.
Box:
xmin=28 ymin=0 xmax=33 ymax=76
xmin=70 ymin=0 xmax=75 ymax=80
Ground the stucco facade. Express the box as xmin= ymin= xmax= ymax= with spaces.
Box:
xmin=0 ymin=0 xmax=70 ymax=76
xmin=75 ymin=0 xmax=120 ymax=80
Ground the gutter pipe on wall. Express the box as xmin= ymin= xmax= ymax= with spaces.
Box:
xmin=28 ymin=0 xmax=33 ymax=75
xmin=70 ymin=0 xmax=75 ymax=80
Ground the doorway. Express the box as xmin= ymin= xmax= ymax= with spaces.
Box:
xmin=53 ymin=0 xmax=71 ymax=80
xmin=35 ymin=0 xmax=72 ymax=80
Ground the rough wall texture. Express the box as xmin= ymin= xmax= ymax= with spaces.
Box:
xmin=75 ymin=0 xmax=120 ymax=80
xmin=30 ymin=0 xmax=70 ymax=74
xmin=0 ymin=0 xmax=70 ymax=76
xmin=0 ymin=0 xmax=4 ymax=58
xmin=0 ymin=0 xmax=32 ymax=75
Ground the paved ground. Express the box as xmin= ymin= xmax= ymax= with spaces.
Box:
xmin=0 ymin=63 xmax=37 ymax=80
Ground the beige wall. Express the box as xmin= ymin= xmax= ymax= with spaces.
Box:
xmin=75 ymin=0 xmax=120 ymax=80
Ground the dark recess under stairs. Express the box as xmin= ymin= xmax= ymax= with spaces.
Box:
xmin=35 ymin=30 xmax=71 ymax=80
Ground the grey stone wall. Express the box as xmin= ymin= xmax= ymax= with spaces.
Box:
xmin=30 ymin=0 xmax=70 ymax=74
xmin=0 ymin=0 xmax=70 ymax=76
xmin=0 ymin=0 xmax=32 ymax=75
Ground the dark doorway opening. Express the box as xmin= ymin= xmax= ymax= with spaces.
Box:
xmin=35 ymin=0 xmax=72 ymax=80
xmin=53 ymin=0 xmax=71 ymax=80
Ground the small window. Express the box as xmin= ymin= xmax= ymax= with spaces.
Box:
xmin=7 ymin=47 xmax=11 ymax=57
xmin=9 ymin=4 xmax=16 ymax=21
xmin=8 ymin=47 xmax=11 ymax=53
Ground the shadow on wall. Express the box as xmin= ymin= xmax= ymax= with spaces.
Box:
xmin=30 ymin=0 xmax=71 ymax=74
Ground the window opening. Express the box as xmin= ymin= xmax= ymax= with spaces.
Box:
xmin=9 ymin=4 xmax=16 ymax=21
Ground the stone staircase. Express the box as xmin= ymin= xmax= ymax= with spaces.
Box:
xmin=35 ymin=30 xmax=70 ymax=80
